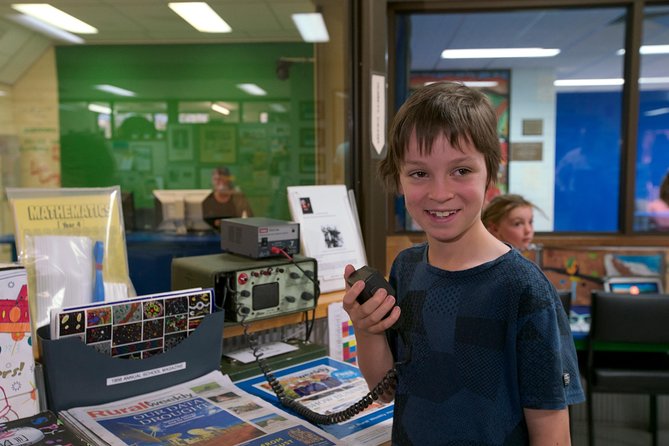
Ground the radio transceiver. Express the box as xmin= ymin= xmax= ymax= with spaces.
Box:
xmin=220 ymin=217 xmax=299 ymax=259
xmin=171 ymin=253 xmax=317 ymax=322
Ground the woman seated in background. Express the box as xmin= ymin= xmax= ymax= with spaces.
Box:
xmin=202 ymin=166 xmax=253 ymax=229
xmin=482 ymin=194 xmax=536 ymax=250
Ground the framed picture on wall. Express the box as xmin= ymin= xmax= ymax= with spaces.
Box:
xmin=299 ymin=128 xmax=316 ymax=148
xmin=166 ymin=165 xmax=197 ymax=189
xmin=167 ymin=124 xmax=194 ymax=161
xmin=299 ymin=153 xmax=315 ymax=174
xmin=200 ymin=124 xmax=236 ymax=163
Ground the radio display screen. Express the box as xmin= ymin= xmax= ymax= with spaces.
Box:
xmin=252 ymin=282 xmax=280 ymax=310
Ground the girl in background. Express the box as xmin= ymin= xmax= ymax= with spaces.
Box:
xmin=482 ymin=194 xmax=537 ymax=250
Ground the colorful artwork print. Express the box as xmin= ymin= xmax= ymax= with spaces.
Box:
xmin=113 ymin=303 xmax=143 ymax=324
xmin=87 ymin=307 xmax=111 ymax=326
xmin=58 ymin=311 xmax=85 ymax=336
xmin=166 ymin=296 xmax=188 ymax=315
xmin=54 ymin=289 xmax=213 ymax=359
xmin=189 ymin=293 xmax=211 ymax=317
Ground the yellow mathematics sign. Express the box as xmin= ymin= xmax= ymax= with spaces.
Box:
xmin=6 ymin=187 xmax=132 ymax=358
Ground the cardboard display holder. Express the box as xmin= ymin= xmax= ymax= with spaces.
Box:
xmin=38 ymin=310 xmax=225 ymax=412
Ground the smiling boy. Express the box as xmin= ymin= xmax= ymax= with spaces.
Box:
xmin=343 ymin=82 xmax=584 ymax=445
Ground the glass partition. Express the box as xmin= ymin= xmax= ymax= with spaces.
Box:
xmin=634 ymin=4 xmax=669 ymax=232
xmin=394 ymin=7 xmax=627 ymax=233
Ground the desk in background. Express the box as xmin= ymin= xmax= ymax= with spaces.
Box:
xmin=125 ymin=231 xmax=222 ymax=295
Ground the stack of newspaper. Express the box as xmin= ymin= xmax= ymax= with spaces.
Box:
xmin=59 ymin=370 xmax=343 ymax=446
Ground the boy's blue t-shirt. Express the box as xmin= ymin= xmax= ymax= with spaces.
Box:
xmin=387 ymin=244 xmax=585 ymax=445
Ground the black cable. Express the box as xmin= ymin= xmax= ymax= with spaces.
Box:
xmin=273 ymin=247 xmax=320 ymax=342
xmin=225 ymin=249 xmax=400 ymax=425
xmin=238 ymin=306 xmax=398 ymax=425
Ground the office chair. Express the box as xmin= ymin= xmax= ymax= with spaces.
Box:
xmin=557 ymin=289 xmax=572 ymax=316
xmin=586 ymin=290 xmax=669 ymax=446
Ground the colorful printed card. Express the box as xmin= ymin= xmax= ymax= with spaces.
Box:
xmin=50 ymin=288 xmax=213 ymax=359
xmin=0 ymin=264 xmax=39 ymax=419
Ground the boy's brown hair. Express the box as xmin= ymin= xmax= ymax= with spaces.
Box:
xmin=378 ymin=81 xmax=501 ymax=194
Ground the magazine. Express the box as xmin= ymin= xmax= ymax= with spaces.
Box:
xmin=49 ymin=288 xmax=213 ymax=359
xmin=0 ymin=410 xmax=89 ymax=445
xmin=236 ymin=357 xmax=393 ymax=445
xmin=59 ymin=370 xmax=343 ymax=446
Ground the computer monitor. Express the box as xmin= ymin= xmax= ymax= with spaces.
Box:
xmin=603 ymin=276 xmax=664 ymax=295
xmin=121 ymin=191 xmax=135 ymax=231
xmin=183 ymin=190 xmax=212 ymax=232
xmin=153 ymin=189 xmax=212 ymax=233
xmin=153 ymin=190 xmax=187 ymax=233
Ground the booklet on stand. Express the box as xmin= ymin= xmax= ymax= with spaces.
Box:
xmin=58 ymin=370 xmax=343 ymax=446
xmin=287 ymin=185 xmax=367 ymax=293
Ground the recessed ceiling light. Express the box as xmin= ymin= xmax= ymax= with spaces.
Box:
xmin=270 ymin=104 xmax=287 ymax=113
xmin=644 ymin=107 xmax=669 ymax=117
xmin=441 ymin=48 xmax=560 ymax=59
xmin=292 ymin=13 xmax=329 ymax=42
xmin=640 ymin=76 xmax=669 ymax=84
xmin=11 ymin=3 xmax=97 ymax=34
xmin=168 ymin=2 xmax=231 ymax=33
xmin=424 ymin=80 xmax=499 ymax=88
xmin=554 ymin=76 xmax=669 ymax=87
xmin=94 ymin=84 xmax=136 ymax=97
xmin=7 ymin=13 xmax=84 ymax=43
xmin=211 ymin=103 xmax=230 ymax=115
xmin=237 ymin=84 xmax=267 ymax=96
xmin=463 ymin=81 xmax=499 ymax=88
xmin=554 ymin=78 xmax=624 ymax=87
xmin=617 ymin=44 xmax=669 ymax=56
xmin=88 ymin=103 xmax=111 ymax=114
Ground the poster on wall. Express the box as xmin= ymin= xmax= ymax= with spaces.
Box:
xmin=167 ymin=124 xmax=194 ymax=161
xmin=199 ymin=124 xmax=236 ymax=163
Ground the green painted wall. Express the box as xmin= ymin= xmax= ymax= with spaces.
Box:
xmin=57 ymin=43 xmax=315 ymax=229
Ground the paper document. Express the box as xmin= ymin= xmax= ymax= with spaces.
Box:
xmin=287 ymin=185 xmax=367 ymax=293
xmin=224 ymin=341 xmax=299 ymax=364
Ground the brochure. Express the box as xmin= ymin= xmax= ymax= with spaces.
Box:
xmin=59 ymin=370 xmax=343 ymax=446
xmin=287 ymin=185 xmax=367 ymax=293
xmin=236 ymin=357 xmax=393 ymax=445
xmin=50 ymin=288 xmax=213 ymax=359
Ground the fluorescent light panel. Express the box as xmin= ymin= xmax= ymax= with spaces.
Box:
xmin=211 ymin=103 xmax=230 ymax=115
xmin=168 ymin=2 xmax=231 ymax=33
xmin=554 ymin=77 xmax=669 ymax=87
xmin=292 ymin=13 xmax=329 ymax=42
xmin=7 ymin=13 xmax=84 ymax=43
xmin=11 ymin=3 xmax=97 ymax=34
xmin=617 ymin=44 xmax=669 ymax=56
xmin=441 ymin=48 xmax=560 ymax=59
xmin=88 ymin=103 xmax=111 ymax=114
xmin=236 ymin=83 xmax=267 ymax=96
xmin=94 ymin=84 xmax=136 ymax=97
xmin=554 ymin=78 xmax=623 ymax=87
xmin=645 ymin=107 xmax=669 ymax=117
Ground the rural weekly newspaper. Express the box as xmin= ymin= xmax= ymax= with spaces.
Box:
xmin=58 ymin=370 xmax=343 ymax=446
